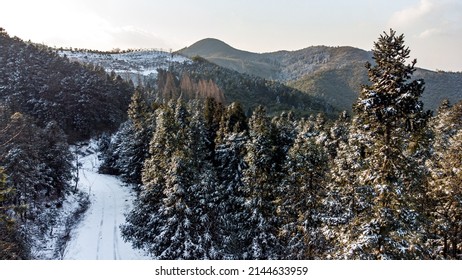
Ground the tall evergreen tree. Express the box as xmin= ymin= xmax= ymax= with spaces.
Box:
xmin=213 ymin=102 xmax=249 ymax=259
xmin=121 ymin=103 xmax=177 ymax=254
xmin=241 ymin=106 xmax=282 ymax=259
xmin=0 ymin=168 xmax=26 ymax=259
xmin=426 ymin=101 xmax=462 ymax=259
xmin=338 ymin=29 xmax=430 ymax=259
xmin=280 ymin=119 xmax=328 ymax=259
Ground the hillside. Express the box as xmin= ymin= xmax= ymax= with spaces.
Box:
xmin=0 ymin=29 xmax=139 ymax=259
xmin=178 ymin=38 xmax=373 ymax=82
xmin=179 ymin=38 xmax=462 ymax=112
xmin=0 ymin=31 xmax=134 ymax=141
xmin=178 ymin=38 xmax=280 ymax=79
xmin=59 ymin=48 xmax=339 ymax=118
xmin=151 ymin=59 xmax=338 ymax=117
xmin=59 ymin=49 xmax=191 ymax=84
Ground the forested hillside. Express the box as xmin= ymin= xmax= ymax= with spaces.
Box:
xmin=152 ymin=59 xmax=338 ymax=117
xmin=0 ymin=29 xmax=134 ymax=142
xmin=0 ymin=29 xmax=134 ymax=259
xmin=55 ymin=48 xmax=339 ymax=118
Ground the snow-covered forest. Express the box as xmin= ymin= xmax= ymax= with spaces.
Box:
xmin=1 ymin=28 xmax=461 ymax=260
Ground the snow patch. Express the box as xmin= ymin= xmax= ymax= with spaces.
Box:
xmin=58 ymin=49 xmax=191 ymax=84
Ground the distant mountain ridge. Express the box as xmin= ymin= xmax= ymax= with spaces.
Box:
xmin=178 ymin=38 xmax=462 ymax=112
xmin=178 ymin=38 xmax=373 ymax=82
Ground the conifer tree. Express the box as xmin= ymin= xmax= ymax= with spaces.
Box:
xmin=216 ymin=102 xmax=248 ymax=144
xmin=426 ymin=101 xmax=462 ymax=259
xmin=121 ymin=103 xmax=177 ymax=254
xmin=0 ymin=168 xmax=26 ymax=259
xmin=241 ymin=106 xmax=282 ymax=259
xmin=186 ymin=106 xmax=221 ymax=259
xmin=280 ymin=119 xmax=328 ymax=259
xmin=214 ymin=102 xmax=249 ymax=259
xmin=40 ymin=121 xmax=73 ymax=198
xmin=339 ymin=29 xmax=430 ymax=259
xmin=123 ymin=90 xmax=157 ymax=184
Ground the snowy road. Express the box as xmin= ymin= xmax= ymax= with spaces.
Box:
xmin=63 ymin=146 xmax=148 ymax=260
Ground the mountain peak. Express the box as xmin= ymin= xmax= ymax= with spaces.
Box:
xmin=178 ymin=38 xmax=255 ymax=59
xmin=190 ymin=38 xmax=234 ymax=50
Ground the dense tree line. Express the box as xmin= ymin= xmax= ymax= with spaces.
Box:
xmin=0 ymin=30 xmax=134 ymax=142
xmin=142 ymin=57 xmax=338 ymax=118
xmin=0 ymin=28 xmax=134 ymax=259
xmin=0 ymin=105 xmax=73 ymax=259
xmin=99 ymin=30 xmax=462 ymax=259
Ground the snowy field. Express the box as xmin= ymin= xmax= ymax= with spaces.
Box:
xmin=62 ymin=143 xmax=149 ymax=260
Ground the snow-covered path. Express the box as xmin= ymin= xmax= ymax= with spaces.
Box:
xmin=63 ymin=146 xmax=149 ymax=260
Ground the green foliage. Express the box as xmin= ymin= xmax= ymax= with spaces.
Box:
xmin=329 ymin=29 xmax=432 ymax=259
xmin=0 ymin=31 xmax=133 ymax=142
xmin=146 ymin=62 xmax=337 ymax=118
xmin=426 ymin=101 xmax=462 ymax=259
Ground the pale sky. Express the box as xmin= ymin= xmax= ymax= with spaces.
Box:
xmin=1 ymin=0 xmax=461 ymax=71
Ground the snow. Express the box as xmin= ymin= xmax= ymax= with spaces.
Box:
xmin=62 ymin=143 xmax=149 ymax=260
xmin=57 ymin=49 xmax=191 ymax=83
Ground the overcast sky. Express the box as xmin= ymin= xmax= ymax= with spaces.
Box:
xmin=1 ymin=0 xmax=461 ymax=71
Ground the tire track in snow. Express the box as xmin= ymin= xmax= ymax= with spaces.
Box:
xmin=96 ymin=196 xmax=105 ymax=260
xmin=112 ymin=189 xmax=120 ymax=260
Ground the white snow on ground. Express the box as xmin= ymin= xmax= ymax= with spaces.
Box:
xmin=58 ymin=49 xmax=191 ymax=81
xmin=62 ymin=143 xmax=149 ymax=260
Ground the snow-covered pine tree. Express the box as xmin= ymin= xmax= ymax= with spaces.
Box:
xmin=121 ymin=102 xmax=177 ymax=255
xmin=152 ymin=100 xmax=219 ymax=259
xmin=279 ymin=118 xmax=328 ymax=259
xmin=216 ymin=102 xmax=248 ymax=144
xmin=2 ymin=113 xmax=43 ymax=219
xmin=123 ymin=100 xmax=223 ymax=259
xmin=339 ymin=29 xmax=431 ymax=259
xmin=213 ymin=102 xmax=249 ymax=259
xmin=324 ymin=113 xmax=388 ymax=259
xmin=120 ymin=90 xmax=157 ymax=185
xmin=426 ymin=101 xmax=462 ymax=259
xmin=241 ymin=105 xmax=283 ymax=259
xmin=325 ymin=111 xmax=350 ymax=160
xmin=0 ymin=167 xmax=26 ymax=259
xmin=186 ymin=104 xmax=221 ymax=259
xmin=203 ymin=97 xmax=224 ymax=159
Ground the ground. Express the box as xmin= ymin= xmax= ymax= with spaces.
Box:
xmin=62 ymin=143 xmax=149 ymax=260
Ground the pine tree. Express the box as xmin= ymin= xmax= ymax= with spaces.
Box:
xmin=123 ymin=100 xmax=222 ymax=259
xmin=280 ymin=119 xmax=328 ymax=259
xmin=216 ymin=102 xmax=248 ymax=143
xmin=186 ymin=106 xmax=221 ymax=259
xmin=0 ymin=167 xmax=26 ymax=259
xmin=40 ymin=121 xmax=73 ymax=198
xmin=241 ymin=106 xmax=282 ymax=259
xmin=426 ymin=101 xmax=462 ymax=259
xmin=121 ymin=103 xmax=177 ymax=254
xmin=213 ymin=102 xmax=249 ymax=259
xmin=338 ymin=29 xmax=431 ymax=259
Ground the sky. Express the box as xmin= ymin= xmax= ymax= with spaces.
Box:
xmin=1 ymin=0 xmax=461 ymax=71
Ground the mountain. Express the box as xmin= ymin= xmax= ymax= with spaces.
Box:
xmin=154 ymin=60 xmax=338 ymax=117
xmin=178 ymin=38 xmax=280 ymax=79
xmin=179 ymin=38 xmax=462 ymax=112
xmin=178 ymin=38 xmax=373 ymax=82
xmin=57 ymin=48 xmax=339 ymax=118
